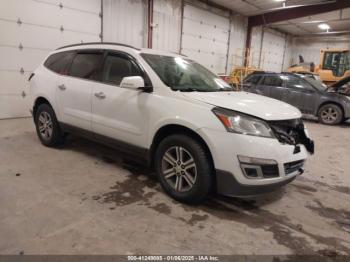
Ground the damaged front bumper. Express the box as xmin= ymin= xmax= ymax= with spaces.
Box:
xmin=269 ymin=119 xmax=315 ymax=155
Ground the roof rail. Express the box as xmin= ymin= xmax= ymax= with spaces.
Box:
xmin=56 ymin=42 xmax=140 ymax=51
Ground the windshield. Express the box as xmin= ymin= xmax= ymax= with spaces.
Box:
xmin=140 ymin=53 xmax=232 ymax=92
xmin=303 ymin=75 xmax=327 ymax=91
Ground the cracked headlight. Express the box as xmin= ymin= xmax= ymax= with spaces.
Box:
xmin=212 ymin=107 xmax=275 ymax=138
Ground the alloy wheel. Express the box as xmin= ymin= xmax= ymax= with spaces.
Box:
xmin=321 ymin=107 xmax=339 ymax=124
xmin=38 ymin=111 xmax=53 ymax=140
xmin=161 ymin=146 xmax=197 ymax=192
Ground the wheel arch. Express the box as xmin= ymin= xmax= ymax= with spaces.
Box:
xmin=33 ymin=96 xmax=54 ymax=117
xmin=149 ymin=124 xmax=215 ymax=176
xmin=317 ymin=101 xmax=345 ymax=119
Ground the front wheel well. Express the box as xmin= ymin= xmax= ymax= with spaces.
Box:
xmin=150 ymin=124 xmax=215 ymax=172
xmin=33 ymin=97 xmax=51 ymax=117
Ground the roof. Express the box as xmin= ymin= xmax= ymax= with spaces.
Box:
xmin=56 ymin=42 xmax=140 ymax=51
xmin=55 ymin=42 xmax=186 ymax=58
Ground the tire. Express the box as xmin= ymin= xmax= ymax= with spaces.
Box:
xmin=34 ymin=103 xmax=64 ymax=147
xmin=154 ymin=134 xmax=213 ymax=204
xmin=318 ymin=104 xmax=343 ymax=125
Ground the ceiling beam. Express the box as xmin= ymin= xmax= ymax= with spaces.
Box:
xmin=248 ymin=0 xmax=350 ymax=27
xmin=244 ymin=0 xmax=350 ymax=66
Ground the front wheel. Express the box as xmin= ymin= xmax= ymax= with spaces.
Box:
xmin=155 ymin=134 xmax=213 ymax=204
xmin=318 ymin=104 xmax=343 ymax=125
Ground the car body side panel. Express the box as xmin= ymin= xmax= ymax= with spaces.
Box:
xmin=244 ymin=73 xmax=350 ymax=119
xmin=316 ymin=92 xmax=350 ymax=118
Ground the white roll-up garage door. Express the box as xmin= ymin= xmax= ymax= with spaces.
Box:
xmin=0 ymin=0 xmax=101 ymax=119
xmin=181 ymin=4 xmax=230 ymax=74
xmin=261 ymin=29 xmax=286 ymax=73
xmin=103 ymin=0 xmax=148 ymax=49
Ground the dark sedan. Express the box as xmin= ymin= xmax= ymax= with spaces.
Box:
xmin=242 ymin=72 xmax=350 ymax=125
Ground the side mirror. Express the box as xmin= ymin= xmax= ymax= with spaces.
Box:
xmin=120 ymin=76 xmax=152 ymax=92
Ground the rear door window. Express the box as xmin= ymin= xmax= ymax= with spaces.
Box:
xmin=68 ymin=51 xmax=103 ymax=80
xmin=244 ymin=74 xmax=261 ymax=85
xmin=44 ymin=51 xmax=75 ymax=75
xmin=262 ymin=75 xmax=283 ymax=87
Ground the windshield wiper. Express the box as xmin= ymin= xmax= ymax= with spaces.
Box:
xmin=173 ymin=88 xmax=207 ymax=92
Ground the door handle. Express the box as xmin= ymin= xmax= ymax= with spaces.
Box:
xmin=58 ymin=84 xmax=66 ymax=91
xmin=94 ymin=92 xmax=106 ymax=99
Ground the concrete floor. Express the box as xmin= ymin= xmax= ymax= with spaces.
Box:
xmin=0 ymin=118 xmax=349 ymax=256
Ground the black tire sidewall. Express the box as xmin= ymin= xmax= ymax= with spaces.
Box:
xmin=318 ymin=104 xmax=343 ymax=125
xmin=155 ymin=134 xmax=212 ymax=203
xmin=34 ymin=104 xmax=63 ymax=147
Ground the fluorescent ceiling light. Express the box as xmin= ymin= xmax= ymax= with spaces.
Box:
xmin=302 ymin=20 xmax=324 ymax=24
xmin=318 ymin=23 xmax=330 ymax=30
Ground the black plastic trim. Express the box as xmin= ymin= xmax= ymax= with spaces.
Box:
xmin=56 ymin=42 xmax=140 ymax=51
xmin=60 ymin=122 xmax=151 ymax=166
xmin=215 ymin=169 xmax=297 ymax=196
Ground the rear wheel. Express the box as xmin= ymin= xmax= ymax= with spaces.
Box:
xmin=318 ymin=104 xmax=343 ymax=125
xmin=155 ymin=134 xmax=213 ymax=204
xmin=34 ymin=103 xmax=64 ymax=147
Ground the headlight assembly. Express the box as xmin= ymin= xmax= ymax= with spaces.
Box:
xmin=212 ymin=107 xmax=275 ymax=138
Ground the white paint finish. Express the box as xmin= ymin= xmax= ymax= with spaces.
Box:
xmin=261 ymin=29 xmax=286 ymax=72
xmin=103 ymin=0 xmax=148 ymax=48
xmin=0 ymin=0 xmax=101 ymax=119
xmin=182 ymin=91 xmax=301 ymax=121
xmin=31 ymin=44 xmax=309 ymax=188
xmin=181 ymin=4 xmax=230 ymax=74
xmin=227 ymin=14 xmax=247 ymax=72
xmin=56 ymin=74 xmax=95 ymax=131
xmin=152 ymin=0 xmax=182 ymax=53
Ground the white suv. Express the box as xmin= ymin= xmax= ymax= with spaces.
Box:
xmin=29 ymin=43 xmax=314 ymax=203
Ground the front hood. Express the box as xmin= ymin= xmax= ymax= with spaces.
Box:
xmin=326 ymin=90 xmax=350 ymax=98
xmin=182 ymin=91 xmax=301 ymax=121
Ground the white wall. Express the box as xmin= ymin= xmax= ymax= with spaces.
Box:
xmin=282 ymin=35 xmax=293 ymax=70
xmin=261 ymin=29 xmax=287 ymax=72
xmin=0 ymin=0 xmax=101 ymax=119
xmin=290 ymin=38 xmax=350 ymax=66
xmin=103 ymin=0 xmax=148 ymax=48
xmin=227 ymin=14 xmax=248 ymax=72
xmin=181 ymin=2 xmax=230 ymax=74
xmin=250 ymin=26 xmax=263 ymax=68
xmin=152 ymin=0 xmax=182 ymax=53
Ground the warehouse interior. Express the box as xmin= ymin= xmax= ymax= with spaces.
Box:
xmin=1 ymin=0 xmax=350 ymax=259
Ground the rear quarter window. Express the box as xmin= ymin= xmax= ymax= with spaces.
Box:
xmin=68 ymin=52 xmax=103 ymax=80
xmin=44 ymin=51 xmax=75 ymax=75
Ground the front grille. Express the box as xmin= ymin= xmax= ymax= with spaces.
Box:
xmin=269 ymin=118 xmax=303 ymax=145
xmin=261 ymin=164 xmax=279 ymax=178
xmin=268 ymin=119 xmax=314 ymax=154
xmin=284 ymin=160 xmax=304 ymax=175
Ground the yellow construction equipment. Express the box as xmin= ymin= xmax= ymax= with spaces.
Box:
xmin=228 ymin=48 xmax=264 ymax=89
xmin=288 ymin=49 xmax=350 ymax=85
